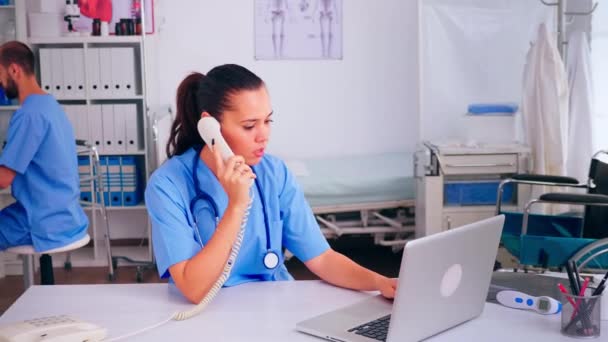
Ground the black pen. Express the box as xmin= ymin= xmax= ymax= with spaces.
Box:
xmin=592 ymin=270 xmax=608 ymax=296
xmin=566 ymin=261 xmax=579 ymax=294
xmin=572 ymin=260 xmax=582 ymax=293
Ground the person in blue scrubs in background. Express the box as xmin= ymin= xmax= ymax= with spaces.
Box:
xmin=0 ymin=41 xmax=88 ymax=252
xmin=145 ymin=64 xmax=397 ymax=304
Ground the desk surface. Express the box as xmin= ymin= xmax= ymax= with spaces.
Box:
xmin=0 ymin=280 xmax=606 ymax=341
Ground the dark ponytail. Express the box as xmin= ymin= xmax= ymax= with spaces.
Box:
xmin=166 ymin=65 xmax=265 ymax=158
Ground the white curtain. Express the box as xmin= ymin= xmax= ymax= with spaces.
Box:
xmin=591 ymin=3 xmax=608 ymax=149
xmin=419 ymin=0 xmax=553 ymax=143
xmin=566 ymin=32 xmax=595 ymax=183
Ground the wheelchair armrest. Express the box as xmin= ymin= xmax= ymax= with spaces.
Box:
xmin=495 ymin=174 xmax=585 ymax=214
xmin=511 ymin=174 xmax=581 ymax=185
xmin=538 ymin=192 xmax=608 ymax=205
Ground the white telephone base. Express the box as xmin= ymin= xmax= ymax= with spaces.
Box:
xmin=0 ymin=315 xmax=107 ymax=342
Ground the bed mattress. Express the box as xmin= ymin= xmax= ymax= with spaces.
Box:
xmin=287 ymin=152 xmax=415 ymax=208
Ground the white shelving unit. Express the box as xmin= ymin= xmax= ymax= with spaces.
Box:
xmin=0 ymin=2 xmax=155 ymax=264
xmin=29 ymin=36 xmax=151 ymax=260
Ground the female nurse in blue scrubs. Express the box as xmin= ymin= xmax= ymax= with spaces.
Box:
xmin=145 ymin=65 xmax=397 ymax=304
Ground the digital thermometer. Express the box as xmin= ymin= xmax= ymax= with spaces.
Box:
xmin=496 ymin=290 xmax=561 ymax=315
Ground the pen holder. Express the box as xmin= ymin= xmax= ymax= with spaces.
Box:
xmin=561 ymin=292 xmax=602 ymax=338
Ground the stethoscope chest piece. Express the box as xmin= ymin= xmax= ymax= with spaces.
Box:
xmin=263 ymin=251 xmax=280 ymax=269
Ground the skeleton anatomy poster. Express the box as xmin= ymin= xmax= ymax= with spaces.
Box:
xmin=255 ymin=0 xmax=343 ymax=60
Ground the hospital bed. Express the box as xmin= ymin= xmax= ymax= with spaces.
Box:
xmin=289 ymin=152 xmax=416 ymax=248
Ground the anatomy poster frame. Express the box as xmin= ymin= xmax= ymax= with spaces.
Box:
xmin=254 ymin=0 xmax=343 ymax=60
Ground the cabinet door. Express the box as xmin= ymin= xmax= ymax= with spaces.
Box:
xmin=442 ymin=211 xmax=495 ymax=230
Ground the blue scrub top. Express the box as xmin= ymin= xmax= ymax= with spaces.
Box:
xmin=0 ymin=94 xmax=88 ymax=251
xmin=145 ymin=147 xmax=330 ymax=286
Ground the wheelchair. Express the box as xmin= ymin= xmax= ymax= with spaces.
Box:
xmin=496 ymin=150 xmax=608 ymax=271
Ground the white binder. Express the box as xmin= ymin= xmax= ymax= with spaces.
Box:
xmin=50 ymin=48 xmax=64 ymax=98
xmin=116 ymin=48 xmax=136 ymax=97
xmin=61 ymin=49 xmax=76 ymax=99
xmin=113 ymin=104 xmax=128 ymax=153
xmin=86 ymin=48 xmax=101 ymax=98
xmin=124 ymin=104 xmax=139 ymax=152
xmin=75 ymin=105 xmax=90 ymax=144
xmin=110 ymin=48 xmax=123 ymax=97
xmin=98 ymin=48 xmax=113 ymax=98
xmin=101 ymin=104 xmax=115 ymax=153
xmin=39 ymin=48 xmax=52 ymax=93
xmin=88 ymin=105 xmax=104 ymax=152
xmin=73 ymin=48 xmax=86 ymax=98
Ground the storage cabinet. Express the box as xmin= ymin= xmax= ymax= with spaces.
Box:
xmin=414 ymin=141 xmax=531 ymax=237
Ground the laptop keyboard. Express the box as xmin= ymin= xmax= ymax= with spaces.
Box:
xmin=347 ymin=314 xmax=391 ymax=341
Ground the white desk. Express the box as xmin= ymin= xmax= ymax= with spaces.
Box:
xmin=0 ymin=280 xmax=605 ymax=341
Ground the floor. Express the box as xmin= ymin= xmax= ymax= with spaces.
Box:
xmin=0 ymin=236 xmax=404 ymax=315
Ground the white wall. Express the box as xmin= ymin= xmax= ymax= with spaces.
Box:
xmin=152 ymin=0 xmax=419 ymax=159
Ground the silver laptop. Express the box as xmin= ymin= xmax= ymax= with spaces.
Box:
xmin=296 ymin=215 xmax=505 ymax=342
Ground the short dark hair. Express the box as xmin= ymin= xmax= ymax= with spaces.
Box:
xmin=0 ymin=41 xmax=35 ymax=75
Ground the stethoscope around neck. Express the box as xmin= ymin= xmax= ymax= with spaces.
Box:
xmin=189 ymin=148 xmax=280 ymax=270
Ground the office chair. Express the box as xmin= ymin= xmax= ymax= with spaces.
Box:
xmin=496 ymin=150 xmax=608 ymax=269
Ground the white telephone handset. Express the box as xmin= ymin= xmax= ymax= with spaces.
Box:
xmin=172 ymin=116 xmax=253 ymax=321
xmin=0 ymin=315 xmax=107 ymax=342
xmin=197 ymin=116 xmax=235 ymax=161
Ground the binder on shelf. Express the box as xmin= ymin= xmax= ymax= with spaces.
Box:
xmin=86 ymin=48 xmax=101 ymax=98
xmin=50 ymin=48 xmax=64 ymax=98
xmin=120 ymin=156 xmax=140 ymax=206
xmin=39 ymin=48 xmax=52 ymax=93
xmin=113 ymin=104 xmax=128 ymax=153
xmin=75 ymin=105 xmax=90 ymax=144
xmin=73 ymin=48 xmax=86 ymax=98
xmin=101 ymin=104 xmax=115 ymax=153
xmin=88 ymin=105 xmax=103 ymax=152
xmin=107 ymin=156 xmax=122 ymax=206
xmin=124 ymin=103 xmax=139 ymax=152
xmin=98 ymin=48 xmax=113 ymax=98
xmin=123 ymin=47 xmax=136 ymax=97
xmin=64 ymin=105 xmax=89 ymax=143
xmin=61 ymin=49 xmax=75 ymax=98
